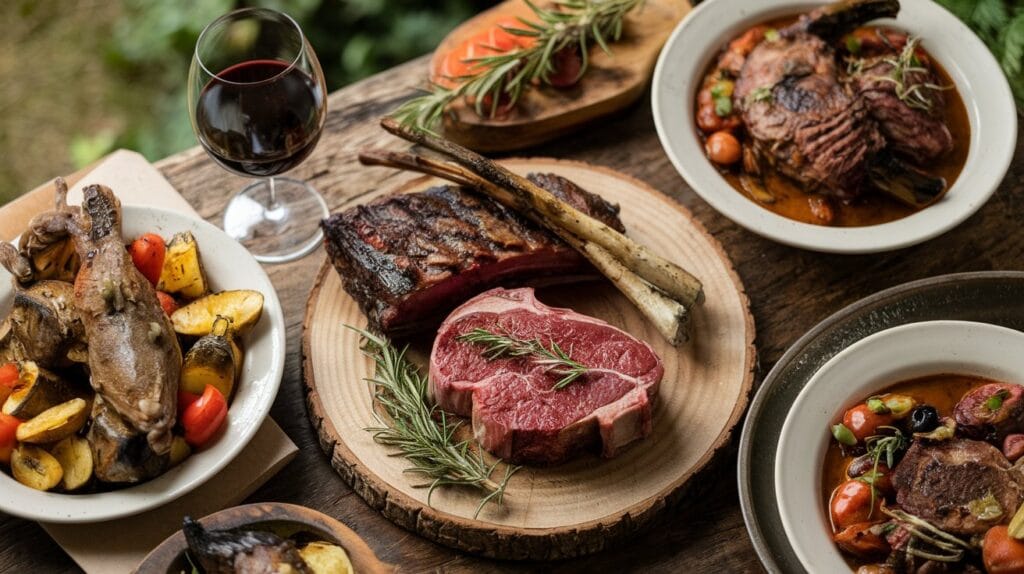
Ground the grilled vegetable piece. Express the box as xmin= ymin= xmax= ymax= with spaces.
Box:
xmin=0 ymin=413 xmax=21 ymax=464
xmin=0 ymin=321 xmax=27 ymax=364
xmin=87 ymin=399 xmax=168 ymax=484
xmin=157 ymin=232 xmax=209 ymax=299
xmin=168 ymin=435 xmax=191 ymax=468
xmin=130 ymin=233 xmax=166 ymax=286
xmin=183 ymin=516 xmax=311 ymax=574
xmin=180 ymin=316 xmax=237 ymax=398
xmin=16 ymin=398 xmax=89 ymax=444
xmin=9 ymin=280 xmax=85 ymax=369
xmin=11 ymin=444 xmax=62 ymax=491
xmin=299 ymin=542 xmax=354 ymax=574
xmin=171 ymin=290 xmax=265 ymax=337
xmin=2 ymin=362 xmax=85 ymax=419
xmin=51 ymin=435 xmax=93 ymax=491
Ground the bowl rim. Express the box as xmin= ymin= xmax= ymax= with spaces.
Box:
xmin=774 ymin=319 xmax=1024 ymax=572
xmin=0 ymin=205 xmax=285 ymax=523
xmin=651 ymin=0 xmax=1018 ymax=253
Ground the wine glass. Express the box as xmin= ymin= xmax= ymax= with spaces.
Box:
xmin=188 ymin=8 xmax=329 ymax=263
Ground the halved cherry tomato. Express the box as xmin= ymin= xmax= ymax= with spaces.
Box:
xmin=834 ymin=522 xmax=889 ymax=557
xmin=843 ymin=404 xmax=894 ymax=443
xmin=129 ymin=233 xmax=166 ymax=286
xmin=177 ymin=389 xmax=201 ymax=419
xmin=181 ymin=384 xmax=228 ymax=448
xmin=156 ymin=291 xmax=178 ymax=317
xmin=434 ymin=18 xmax=535 ymax=89
xmin=830 ymin=479 xmax=881 ymax=530
xmin=0 ymin=413 xmax=21 ymax=465
xmin=984 ymin=525 xmax=1024 ymax=574
xmin=548 ymin=46 xmax=583 ymax=88
xmin=0 ymin=363 xmax=19 ymax=405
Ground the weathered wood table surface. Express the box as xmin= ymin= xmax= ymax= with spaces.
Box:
xmin=1 ymin=53 xmax=1022 ymax=573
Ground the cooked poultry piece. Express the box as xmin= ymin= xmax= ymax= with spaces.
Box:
xmin=66 ymin=185 xmax=181 ymax=460
xmin=734 ymin=0 xmax=898 ymax=200
xmin=183 ymin=517 xmax=311 ymax=574
xmin=0 ymin=178 xmax=79 ymax=286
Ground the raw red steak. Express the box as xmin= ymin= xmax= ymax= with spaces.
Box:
xmin=429 ymin=287 xmax=664 ymax=465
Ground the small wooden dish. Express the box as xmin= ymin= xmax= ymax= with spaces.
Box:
xmin=303 ymin=159 xmax=756 ymax=560
xmin=429 ymin=0 xmax=690 ymax=151
xmin=134 ymin=503 xmax=393 ymax=574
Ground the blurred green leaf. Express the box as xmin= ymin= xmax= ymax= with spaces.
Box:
xmin=70 ymin=131 xmax=119 ymax=168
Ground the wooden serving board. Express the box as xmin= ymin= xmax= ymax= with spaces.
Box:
xmin=430 ymin=0 xmax=690 ymax=152
xmin=302 ymin=159 xmax=755 ymax=560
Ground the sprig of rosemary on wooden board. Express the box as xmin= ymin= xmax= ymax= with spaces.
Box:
xmin=353 ymin=327 xmax=520 ymax=518
xmin=390 ymin=0 xmax=645 ymax=132
xmin=457 ymin=327 xmax=590 ymax=389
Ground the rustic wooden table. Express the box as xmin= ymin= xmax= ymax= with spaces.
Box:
xmin=1 ymin=55 xmax=1022 ymax=573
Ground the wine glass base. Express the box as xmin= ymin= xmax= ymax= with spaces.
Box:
xmin=222 ymin=177 xmax=328 ymax=264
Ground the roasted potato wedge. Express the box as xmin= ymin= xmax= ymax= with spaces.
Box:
xmin=11 ymin=444 xmax=62 ymax=491
xmin=2 ymin=362 xmax=85 ymax=419
xmin=51 ymin=435 xmax=93 ymax=490
xmin=171 ymin=290 xmax=264 ymax=337
xmin=16 ymin=398 xmax=89 ymax=444
xmin=299 ymin=542 xmax=353 ymax=574
xmin=169 ymin=435 xmax=191 ymax=468
xmin=180 ymin=316 xmax=236 ymax=398
xmin=157 ymin=231 xmax=209 ymax=299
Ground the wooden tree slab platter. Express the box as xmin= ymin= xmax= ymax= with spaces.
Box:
xmin=303 ymin=159 xmax=755 ymax=560
xmin=134 ymin=502 xmax=392 ymax=574
xmin=428 ymin=0 xmax=690 ymax=152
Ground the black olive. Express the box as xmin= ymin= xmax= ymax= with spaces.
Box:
xmin=909 ymin=405 xmax=939 ymax=434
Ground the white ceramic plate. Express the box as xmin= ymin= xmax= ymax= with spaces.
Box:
xmin=0 ymin=206 xmax=285 ymax=523
xmin=775 ymin=320 xmax=1024 ymax=572
xmin=651 ymin=0 xmax=1018 ymax=253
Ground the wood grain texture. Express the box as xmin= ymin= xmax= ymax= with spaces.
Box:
xmin=429 ymin=0 xmax=690 ymax=152
xmin=0 ymin=48 xmax=1021 ymax=573
xmin=134 ymin=502 xmax=392 ymax=574
xmin=303 ymin=159 xmax=755 ymax=559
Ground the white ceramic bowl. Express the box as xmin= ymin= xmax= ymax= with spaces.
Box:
xmin=652 ymin=0 xmax=1018 ymax=253
xmin=775 ymin=320 xmax=1024 ymax=572
xmin=0 ymin=206 xmax=285 ymax=523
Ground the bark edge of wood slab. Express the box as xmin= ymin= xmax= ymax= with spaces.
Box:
xmin=302 ymin=158 xmax=755 ymax=560
xmin=424 ymin=0 xmax=691 ymax=152
xmin=133 ymin=502 xmax=394 ymax=574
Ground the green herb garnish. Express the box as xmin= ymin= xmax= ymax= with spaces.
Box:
xmin=987 ymin=389 xmax=1011 ymax=411
xmin=845 ymin=35 xmax=862 ymax=55
xmin=765 ymin=28 xmax=780 ymax=42
xmin=457 ymin=328 xmax=590 ymax=390
xmin=746 ymin=85 xmax=773 ymax=106
xmin=866 ymin=396 xmax=889 ymax=414
xmin=832 ymin=423 xmax=857 ymax=446
xmin=863 ymin=426 xmax=907 ymax=518
xmin=354 ymin=327 xmax=519 ymax=518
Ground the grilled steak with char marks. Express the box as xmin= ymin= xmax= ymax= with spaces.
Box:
xmin=322 ymin=174 xmax=625 ymax=337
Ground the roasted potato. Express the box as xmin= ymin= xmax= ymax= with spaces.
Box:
xmin=16 ymin=398 xmax=90 ymax=444
xmin=157 ymin=232 xmax=209 ymax=299
xmin=51 ymin=435 xmax=93 ymax=490
xmin=9 ymin=280 xmax=84 ymax=369
xmin=180 ymin=316 xmax=236 ymax=398
xmin=169 ymin=435 xmax=191 ymax=468
xmin=11 ymin=444 xmax=62 ymax=491
xmin=2 ymin=362 xmax=85 ymax=419
xmin=171 ymin=290 xmax=264 ymax=337
xmin=299 ymin=542 xmax=354 ymax=574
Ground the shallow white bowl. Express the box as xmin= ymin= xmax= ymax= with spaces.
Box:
xmin=652 ymin=0 xmax=1018 ymax=253
xmin=0 ymin=206 xmax=285 ymax=523
xmin=775 ymin=320 xmax=1024 ymax=572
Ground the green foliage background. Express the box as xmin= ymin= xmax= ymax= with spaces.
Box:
xmin=0 ymin=0 xmax=495 ymax=203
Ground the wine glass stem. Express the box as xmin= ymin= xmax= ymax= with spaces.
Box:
xmin=267 ymin=176 xmax=279 ymax=209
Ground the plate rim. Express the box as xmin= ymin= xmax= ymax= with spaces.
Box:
xmin=302 ymin=157 xmax=757 ymax=559
xmin=737 ymin=270 xmax=1024 ymax=573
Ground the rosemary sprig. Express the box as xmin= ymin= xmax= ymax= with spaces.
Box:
xmin=353 ymin=327 xmax=520 ymax=518
xmin=390 ymin=0 xmax=645 ymax=132
xmin=861 ymin=425 xmax=907 ymax=517
xmin=861 ymin=36 xmax=952 ymax=112
xmin=457 ymin=327 xmax=590 ymax=390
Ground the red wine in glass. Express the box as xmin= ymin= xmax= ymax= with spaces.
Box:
xmin=195 ymin=59 xmax=324 ymax=178
xmin=188 ymin=8 xmax=329 ymax=264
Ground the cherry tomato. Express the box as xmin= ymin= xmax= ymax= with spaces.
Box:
xmin=0 ymin=413 xmax=21 ymax=465
xmin=843 ymin=404 xmax=894 ymax=443
xmin=697 ymin=103 xmax=726 ymax=132
xmin=834 ymin=522 xmax=889 ymax=557
xmin=156 ymin=291 xmax=178 ymax=316
xmin=548 ymin=46 xmax=583 ymax=88
xmin=705 ymin=131 xmax=742 ymax=165
xmin=984 ymin=525 xmax=1024 ymax=574
xmin=830 ymin=479 xmax=881 ymax=530
xmin=129 ymin=233 xmax=166 ymax=286
xmin=177 ymin=389 xmax=201 ymax=418
xmin=182 ymin=385 xmax=228 ymax=448
xmin=0 ymin=363 xmax=19 ymax=404
xmin=728 ymin=25 xmax=767 ymax=56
